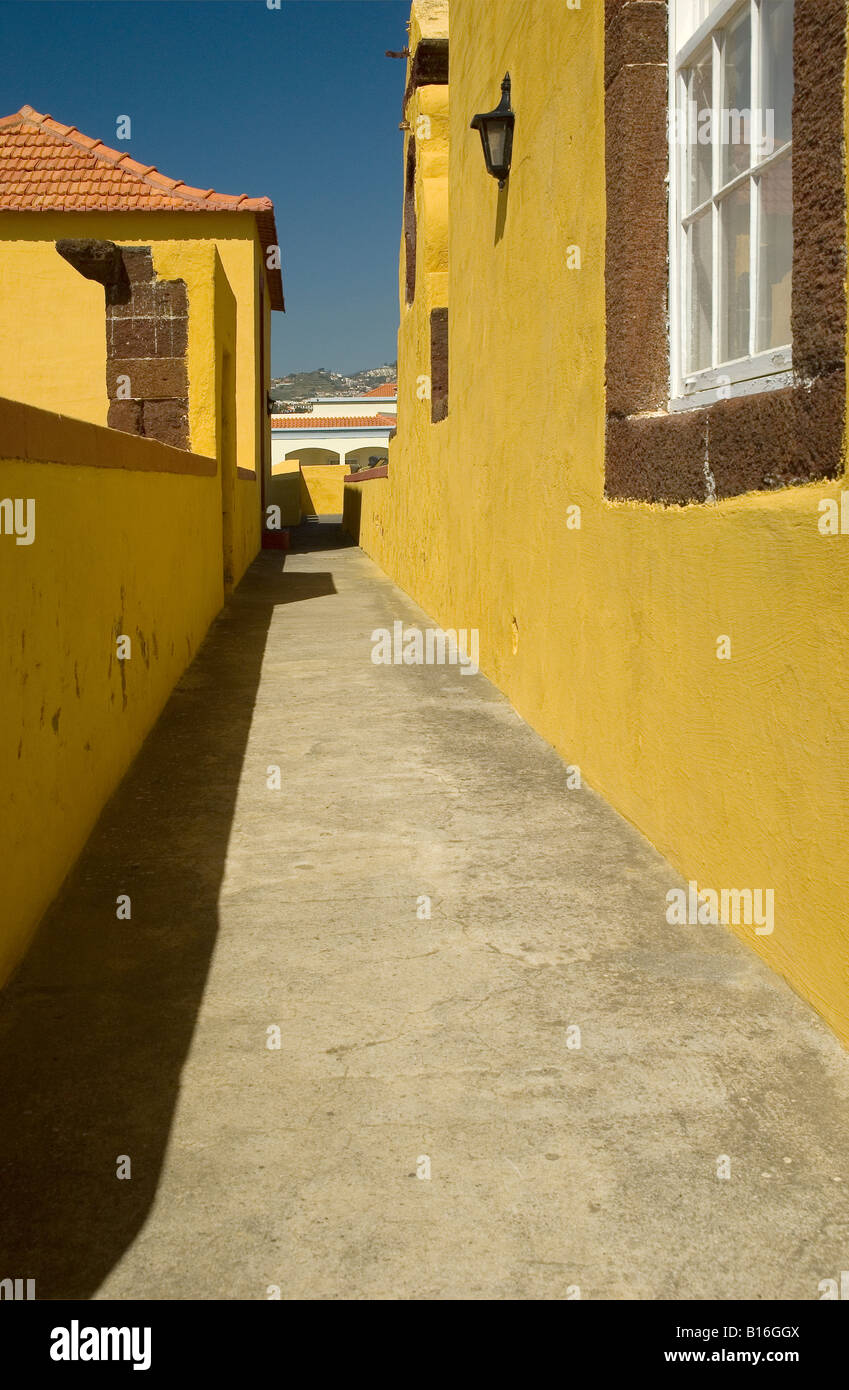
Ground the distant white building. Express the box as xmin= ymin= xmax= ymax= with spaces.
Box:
xmin=271 ymin=383 xmax=396 ymax=473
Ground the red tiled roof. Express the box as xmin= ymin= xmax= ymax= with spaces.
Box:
xmin=271 ymin=414 xmax=397 ymax=429
xmin=0 ymin=105 xmax=284 ymax=309
xmin=364 ymin=383 xmax=397 ymax=396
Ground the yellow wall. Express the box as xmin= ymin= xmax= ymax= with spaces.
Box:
xmin=210 ymin=248 xmax=261 ymax=588
xmin=269 ymin=456 xmax=302 ymax=527
xmin=0 ymin=433 xmax=223 ymax=985
xmin=0 ymin=213 xmax=272 ymax=981
xmin=0 ymin=211 xmax=271 ymax=499
xmin=346 ymin=0 xmax=849 ymax=1043
xmin=0 ymin=237 xmax=109 ymax=424
xmin=300 ymin=464 xmax=346 ymax=516
xmin=409 ymin=0 xmax=448 ymax=50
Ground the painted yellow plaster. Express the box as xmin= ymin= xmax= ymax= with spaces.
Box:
xmin=300 ymin=464 xmax=346 ymax=516
xmin=409 ymin=0 xmax=448 ymax=48
xmin=0 ymin=236 xmax=109 ymax=424
xmin=346 ymin=0 xmax=849 ymax=1043
xmin=0 ymin=213 xmax=272 ymax=978
xmin=0 ymin=446 xmax=223 ymax=985
xmin=268 ymin=456 xmax=302 ymax=526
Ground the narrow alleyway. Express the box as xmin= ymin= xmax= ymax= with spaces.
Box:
xmin=2 ymin=527 xmax=848 ymax=1301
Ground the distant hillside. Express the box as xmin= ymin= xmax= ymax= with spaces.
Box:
xmin=270 ymin=363 xmax=397 ymax=402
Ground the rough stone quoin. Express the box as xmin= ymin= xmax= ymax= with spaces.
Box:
xmin=55 ymin=239 xmax=190 ymax=450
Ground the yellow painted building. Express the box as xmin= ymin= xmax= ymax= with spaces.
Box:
xmin=299 ymin=464 xmax=347 ymax=517
xmin=269 ymin=454 xmax=303 ymax=526
xmin=345 ymin=1 xmax=849 ymax=1042
xmin=0 ymin=105 xmax=283 ymax=982
xmin=266 ymin=458 xmax=347 ymax=522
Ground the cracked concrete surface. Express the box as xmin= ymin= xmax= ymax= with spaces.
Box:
xmin=1 ymin=526 xmax=848 ymax=1300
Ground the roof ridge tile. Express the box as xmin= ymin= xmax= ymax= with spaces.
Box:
xmin=0 ymin=103 xmax=284 ymax=308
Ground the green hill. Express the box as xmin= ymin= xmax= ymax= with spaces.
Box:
xmin=270 ymin=363 xmax=397 ymax=403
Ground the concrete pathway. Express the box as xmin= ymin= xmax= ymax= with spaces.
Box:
xmin=2 ymin=526 xmax=848 ymax=1300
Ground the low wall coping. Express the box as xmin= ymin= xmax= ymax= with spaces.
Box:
xmin=344 ymin=465 xmax=389 ymax=483
xmin=0 ymin=395 xmax=216 ymax=476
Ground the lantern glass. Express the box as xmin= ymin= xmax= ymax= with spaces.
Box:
xmin=485 ymin=119 xmax=509 ymax=170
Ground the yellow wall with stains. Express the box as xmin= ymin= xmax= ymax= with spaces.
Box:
xmin=0 ymin=213 xmax=271 ymax=981
xmin=346 ymin=0 xmax=849 ymax=1042
xmin=0 ymin=440 xmax=222 ymax=985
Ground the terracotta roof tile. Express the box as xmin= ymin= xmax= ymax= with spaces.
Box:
xmin=118 ymin=157 xmax=155 ymax=177
xmin=271 ymin=415 xmax=397 ymax=430
xmin=364 ymin=382 xmax=397 ymax=397
xmin=0 ymin=104 xmax=284 ymax=309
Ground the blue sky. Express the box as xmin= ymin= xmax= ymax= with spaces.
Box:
xmin=0 ymin=0 xmax=409 ymax=375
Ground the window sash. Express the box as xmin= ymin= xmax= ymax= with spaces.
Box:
xmin=668 ymin=0 xmax=793 ymax=408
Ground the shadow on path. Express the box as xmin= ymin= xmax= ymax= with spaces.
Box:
xmin=287 ymin=517 xmax=351 ymax=553
xmin=0 ymin=551 xmax=334 ymax=1299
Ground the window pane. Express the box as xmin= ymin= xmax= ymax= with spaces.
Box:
xmin=761 ymin=0 xmax=794 ymax=155
xmin=687 ymin=52 xmax=713 ymax=209
xmin=721 ymin=7 xmax=752 ymax=184
xmin=720 ymin=183 xmax=751 ymax=361
xmin=676 ymin=0 xmax=729 ymax=49
xmin=757 ymin=158 xmax=793 ymax=350
xmin=687 ymin=213 xmax=713 ymax=372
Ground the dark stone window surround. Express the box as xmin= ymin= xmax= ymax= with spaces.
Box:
xmin=430 ymin=306 xmax=448 ymax=422
xmin=56 ymin=240 xmax=189 ymax=452
xmin=404 ymin=139 xmax=418 ymax=305
xmin=604 ymin=0 xmax=847 ymax=504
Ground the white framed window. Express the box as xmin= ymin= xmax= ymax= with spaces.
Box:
xmin=669 ymin=0 xmax=794 ymax=411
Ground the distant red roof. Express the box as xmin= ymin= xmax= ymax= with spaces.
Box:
xmin=0 ymin=105 xmax=284 ymax=309
xmin=364 ymin=383 xmax=397 ymax=397
xmin=271 ymin=414 xmax=397 ymax=429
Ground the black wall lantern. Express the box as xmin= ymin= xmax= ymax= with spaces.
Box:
xmin=470 ymin=73 xmax=515 ymax=188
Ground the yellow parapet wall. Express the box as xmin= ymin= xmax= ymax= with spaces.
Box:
xmin=300 ymin=464 xmax=346 ymax=517
xmin=0 ymin=223 xmax=265 ymax=594
xmin=0 ymin=399 xmax=224 ymax=985
xmin=346 ymin=0 xmax=849 ymax=1044
xmin=269 ymin=456 xmax=302 ymax=526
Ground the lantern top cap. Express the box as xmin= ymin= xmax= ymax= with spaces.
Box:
xmin=470 ymin=73 xmax=514 ymax=131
